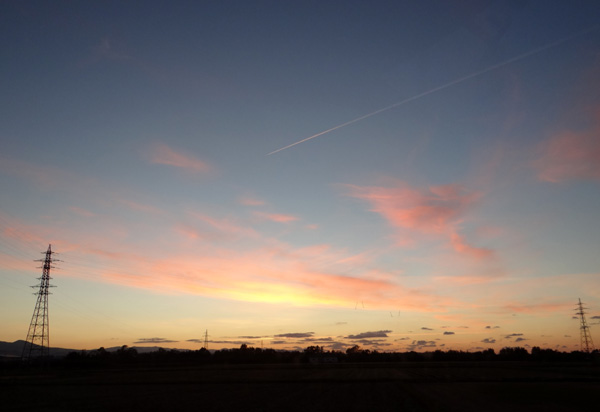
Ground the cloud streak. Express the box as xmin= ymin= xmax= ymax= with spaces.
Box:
xmin=149 ymin=143 xmax=211 ymax=173
xmin=534 ymin=117 xmax=600 ymax=182
xmin=2 ymin=198 xmax=455 ymax=313
xmin=267 ymin=26 xmax=600 ymax=155
xmin=84 ymin=242 xmax=454 ymax=311
xmin=346 ymin=330 xmax=391 ymax=339
xmin=134 ymin=337 xmax=178 ymax=344
xmin=346 ymin=181 xmax=492 ymax=259
xmin=275 ymin=332 xmax=314 ymax=339
xmin=254 ymin=211 xmax=299 ymax=223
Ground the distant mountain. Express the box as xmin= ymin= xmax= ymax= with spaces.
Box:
xmin=0 ymin=340 xmax=77 ymax=358
xmin=0 ymin=340 xmax=186 ymax=359
xmin=103 ymin=345 xmax=186 ymax=354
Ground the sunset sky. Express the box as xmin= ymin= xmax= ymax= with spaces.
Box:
xmin=1 ymin=1 xmax=600 ymax=353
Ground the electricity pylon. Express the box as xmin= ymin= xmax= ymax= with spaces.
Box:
xmin=21 ymin=245 xmax=57 ymax=361
xmin=575 ymin=298 xmax=595 ymax=353
xmin=203 ymin=329 xmax=209 ymax=350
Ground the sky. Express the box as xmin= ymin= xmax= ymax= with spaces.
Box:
xmin=1 ymin=1 xmax=600 ymax=353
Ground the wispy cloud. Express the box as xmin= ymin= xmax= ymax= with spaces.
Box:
xmin=134 ymin=337 xmax=178 ymax=344
xmin=0 ymin=212 xmax=48 ymax=248
xmin=347 ymin=182 xmax=478 ymax=234
xmin=199 ymin=340 xmax=249 ymax=346
xmin=176 ymin=211 xmax=260 ymax=243
xmin=405 ymin=340 xmax=437 ymax=350
xmin=353 ymin=339 xmax=393 ymax=348
xmin=0 ymin=183 xmax=455 ymax=315
xmin=95 ymin=244 xmax=454 ymax=311
xmin=346 ymin=181 xmax=492 ymax=259
xmin=450 ymin=233 xmax=493 ymax=259
xmin=301 ymin=337 xmax=334 ymax=343
xmin=69 ymin=206 xmax=96 ymax=217
xmin=238 ymin=195 xmax=266 ymax=207
xmin=149 ymin=143 xmax=212 ymax=173
xmin=274 ymin=332 xmax=314 ymax=338
xmin=503 ymin=302 xmax=572 ymax=314
xmin=253 ymin=211 xmax=299 ymax=223
xmin=534 ymin=114 xmax=600 ymax=182
xmin=346 ymin=330 xmax=391 ymax=339
xmin=119 ymin=199 xmax=164 ymax=215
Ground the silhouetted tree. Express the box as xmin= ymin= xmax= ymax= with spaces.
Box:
xmin=117 ymin=345 xmax=138 ymax=363
xmin=499 ymin=346 xmax=529 ymax=360
xmin=304 ymin=345 xmax=324 ymax=355
xmin=346 ymin=345 xmax=362 ymax=355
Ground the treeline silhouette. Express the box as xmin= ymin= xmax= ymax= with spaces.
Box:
xmin=50 ymin=344 xmax=598 ymax=367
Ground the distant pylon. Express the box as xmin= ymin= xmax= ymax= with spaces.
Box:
xmin=203 ymin=329 xmax=209 ymax=350
xmin=576 ymin=298 xmax=595 ymax=353
xmin=21 ymin=245 xmax=57 ymax=361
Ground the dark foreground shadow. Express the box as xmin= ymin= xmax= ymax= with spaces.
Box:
xmin=1 ymin=362 xmax=599 ymax=411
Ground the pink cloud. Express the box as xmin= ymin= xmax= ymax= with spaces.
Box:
xmin=1 ymin=222 xmax=47 ymax=247
xmin=347 ymin=182 xmax=479 ymax=234
xmin=238 ymin=195 xmax=266 ymax=207
xmin=149 ymin=143 xmax=211 ymax=173
xmin=119 ymin=199 xmax=163 ymax=215
xmin=434 ymin=274 xmax=499 ymax=285
xmin=254 ymin=211 xmax=299 ymax=223
xmin=503 ymin=302 xmax=572 ymax=314
xmin=97 ymin=247 xmax=454 ymax=311
xmin=174 ymin=224 xmax=202 ymax=240
xmin=534 ymin=120 xmax=600 ymax=182
xmin=184 ymin=212 xmax=259 ymax=241
xmin=0 ymin=206 xmax=455 ymax=313
xmin=346 ymin=181 xmax=490 ymax=258
xmin=334 ymin=251 xmax=374 ymax=267
xmin=0 ymin=212 xmax=75 ymax=254
xmin=450 ymin=233 xmax=493 ymax=260
xmin=69 ymin=206 xmax=96 ymax=217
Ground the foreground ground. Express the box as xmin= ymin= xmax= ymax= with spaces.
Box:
xmin=1 ymin=362 xmax=599 ymax=411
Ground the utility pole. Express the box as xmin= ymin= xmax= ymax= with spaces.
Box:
xmin=576 ymin=298 xmax=595 ymax=353
xmin=22 ymin=245 xmax=57 ymax=361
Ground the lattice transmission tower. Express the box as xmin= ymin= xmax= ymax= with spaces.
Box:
xmin=575 ymin=298 xmax=595 ymax=353
xmin=21 ymin=244 xmax=58 ymax=361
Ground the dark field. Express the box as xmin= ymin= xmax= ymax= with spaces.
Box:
xmin=2 ymin=362 xmax=599 ymax=411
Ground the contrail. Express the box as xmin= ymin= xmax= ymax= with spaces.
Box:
xmin=267 ymin=25 xmax=599 ymax=156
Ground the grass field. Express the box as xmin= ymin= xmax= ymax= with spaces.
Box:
xmin=2 ymin=362 xmax=599 ymax=411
